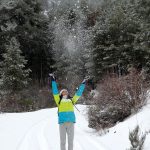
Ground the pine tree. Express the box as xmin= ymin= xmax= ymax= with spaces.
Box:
xmin=49 ymin=0 xmax=97 ymax=92
xmin=128 ymin=125 xmax=146 ymax=150
xmin=133 ymin=0 xmax=150 ymax=74
xmin=0 ymin=0 xmax=54 ymax=84
xmin=90 ymin=0 xmax=149 ymax=80
xmin=0 ymin=37 xmax=31 ymax=93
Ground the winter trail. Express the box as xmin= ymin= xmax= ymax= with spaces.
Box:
xmin=1 ymin=104 xmax=150 ymax=150
xmin=16 ymin=106 xmax=108 ymax=150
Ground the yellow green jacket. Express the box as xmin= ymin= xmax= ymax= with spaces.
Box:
xmin=52 ymin=80 xmax=85 ymax=124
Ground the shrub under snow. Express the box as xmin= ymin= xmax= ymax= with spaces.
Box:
xmin=88 ymin=68 xmax=148 ymax=130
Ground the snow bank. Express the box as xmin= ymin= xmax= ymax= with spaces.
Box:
xmin=99 ymin=103 xmax=150 ymax=150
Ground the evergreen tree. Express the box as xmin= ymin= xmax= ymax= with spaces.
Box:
xmin=90 ymin=0 xmax=149 ymax=80
xmin=133 ymin=0 xmax=150 ymax=73
xmin=128 ymin=125 xmax=146 ymax=150
xmin=0 ymin=37 xmax=31 ymax=93
xmin=0 ymin=0 xmax=54 ymax=84
xmin=49 ymin=0 xmax=98 ymax=92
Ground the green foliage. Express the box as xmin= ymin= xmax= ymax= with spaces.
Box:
xmin=87 ymin=0 xmax=150 ymax=80
xmin=18 ymin=99 xmax=33 ymax=108
xmin=0 ymin=37 xmax=31 ymax=93
xmin=1 ymin=0 xmax=149 ymax=84
xmin=0 ymin=0 xmax=54 ymax=84
xmin=0 ymin=0 xmax=150 ymax=111
xmin=50 ymin=0 xmax=93 ymax=91
xmin=128 ymin=125 xmax=146 ymax=150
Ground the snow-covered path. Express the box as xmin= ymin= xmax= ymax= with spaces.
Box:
xmin=1 ymin=104 xmax=150 ymax=150
xmin=17 ymin=107 xmax=108 ymax=150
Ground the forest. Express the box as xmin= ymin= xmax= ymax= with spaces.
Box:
xmin=0 ymin=0 xmax=150 ymax=130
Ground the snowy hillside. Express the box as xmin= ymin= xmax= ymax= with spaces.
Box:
xmin=0 ymin=104 xmax=150 ymax=150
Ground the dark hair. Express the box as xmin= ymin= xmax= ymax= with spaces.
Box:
xmin=60 ymin=94 xmax=63 ymax=100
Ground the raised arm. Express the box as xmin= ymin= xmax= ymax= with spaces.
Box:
xmin=72 ymin=78 xmax=88 ymax=104
xmin=49 ymin=74 xmax=60 ymax=106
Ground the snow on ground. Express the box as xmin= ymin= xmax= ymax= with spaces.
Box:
xmin=0 ymin=103 xmax=150 ymax=150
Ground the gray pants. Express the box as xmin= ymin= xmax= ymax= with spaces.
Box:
xmin=59 ymin=122 xmax=74 ymax=150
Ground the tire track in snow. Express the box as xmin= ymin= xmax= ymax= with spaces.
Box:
xmin=36 ymin=120 xmax=50 ymax=150
xmin=75 ymin=132 xmax=108 ymax=150
xmin=17 ymin=116 xmax=107 ymax=150
xmin=17 ymin=106 xmax=109 ymax=150
xmin=75 ymin=109 xmax=109 ymax=150
xmin=16 ymin=117 xmax=50 ymax=150
xmin=74 ymin=141 xmax=84 ymax=150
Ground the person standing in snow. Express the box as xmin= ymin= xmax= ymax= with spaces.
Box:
xmin=49 ymin=73 xmax=87 ymax=150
